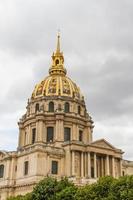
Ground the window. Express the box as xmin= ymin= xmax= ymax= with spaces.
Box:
xmin=35 ymin=103 xmax=39 ymax=112
xmin=78 ymin=105 xmax=81 ymax=115
xmin=24 ymin=161 xmax=29 ymax=175
xmin=52 ymin=161 xmax=58 ymax=174
xmin=32 ymin=128 xmax=36 ymax=144
xmin=24 ymin=132 xmax=27 ymax=145
xmin=55 ymin=59 xmax=59 ymax=65
xmin=64 ymin=102 xmax=70 ymax=113
xmin=79 ymin=130 xmax=83 ymax=141
xmin=47 ymin=127 xmax=54 ymax=142
xmin=49 ymin=102 xmax=54 ymax=112
xmin=64 ymin=127 xmax=71 ymax=142
xmin=0 ymin=165 xmax=4 ymax=178
xmin=91 ymin=166 xmax=94 ymax=178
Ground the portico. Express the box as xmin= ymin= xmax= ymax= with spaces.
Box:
xmin=68 ymin=138 xmax=123 ymax=180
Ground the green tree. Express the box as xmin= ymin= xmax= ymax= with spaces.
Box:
xmin=109 ymin=175 xmax=133 ymax=200
xmin=32 ymin=177 xmax=58 ymax=200
xmin=55 ymin=178 xmax=77 ymax=200
xmin=7 ymin=193 xmax=32 ymax=200
xmin=75 ymin=176 xmax=115 ymax=200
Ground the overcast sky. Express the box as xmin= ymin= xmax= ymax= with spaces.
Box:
xmin=0 ymin=0 xmax=133 ymax=160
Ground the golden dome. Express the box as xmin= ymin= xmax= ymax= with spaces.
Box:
xmin=32 ymin=34 xmax=83 ymax=101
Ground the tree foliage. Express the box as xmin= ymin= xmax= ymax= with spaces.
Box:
xmin=7 ymin=175 xmax=133 ymax=200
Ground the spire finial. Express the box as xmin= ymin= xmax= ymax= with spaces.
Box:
xmin=56 ymin=29 xmax=60 ymax=53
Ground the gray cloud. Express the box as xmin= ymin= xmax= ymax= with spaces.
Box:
xmin=0 ymin=0 xmax=133 ymax=160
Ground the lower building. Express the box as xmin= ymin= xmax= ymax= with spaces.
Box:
xmin=0 ymin=35 xmax=132 ymax=200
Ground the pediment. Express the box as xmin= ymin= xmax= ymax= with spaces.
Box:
xmin=0 ymin=150 xmax=9 ymax=160
xmin=91 ymin=139 xmax=116 ymax=150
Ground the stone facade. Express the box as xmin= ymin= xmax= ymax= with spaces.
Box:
xmin=0 ymin=35 xmax=133 ymax=200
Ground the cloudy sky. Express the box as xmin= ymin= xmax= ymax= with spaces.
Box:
xmin=0 ymin=0 xmax=133 ymax=160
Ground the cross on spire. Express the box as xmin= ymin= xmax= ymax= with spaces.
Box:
xmin=56 ymin=30 xmax=60 ymax=53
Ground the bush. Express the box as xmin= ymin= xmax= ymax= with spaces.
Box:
xmin=31 ymin=177 xmax=58 ymax=200
xmin=7 ymin=175 xmax=133 ymax=200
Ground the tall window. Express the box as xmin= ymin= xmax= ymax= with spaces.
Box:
xmin=35 ymin=103 xmax=39 ymax=112
xmin=78 ymin=105 xmax=81 ymax=115
xmin=24 ymin=132 xmax=27 ymax=145
xmin=0 ymin=165 xmax=4 ymax=178
xmin=64 ymin=127 xmax=71 ymax=142
xmin=32 ymin=128 xmax=36 ymax=144
xmin=52 ymin=161 xmax=58 ymax=174
xmin=64 ymin=102 xmax=70 ymax=113
xmin=91 ymin=166 xmax=94 ymax=178
xmin=24 ymin=161 xmax=29 ymax=175
xmin=47 ymin=127 xmax=54 ymax=142
xmin=79 ymin=130 xmax=83 ymax=141
xmin=49 ymin=102 xmax=54 ymax=112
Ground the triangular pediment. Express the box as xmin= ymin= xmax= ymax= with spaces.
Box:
xmin=0 ymin=150 xmax=9 ymax=159
xmin=91 ymin=139 xmax=116 ymax=150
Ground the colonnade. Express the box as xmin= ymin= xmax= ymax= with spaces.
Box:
xmin=71 ymin=151 xmax=122 ymax=178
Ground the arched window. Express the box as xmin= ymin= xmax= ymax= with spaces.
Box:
xmin=24 ymin=132 xmax=27 ymax=145
xmin=49 ymin=102 xmax=54 ymax=112
xmin=55 ymin=59 xmax=59 ymax=65
xmin=78 ymin=105 xmax=81 ymax=115
xmin=0 ymin=165 xmax=4 ymax=178
xmin=47 ymin=127 xmax=54 ymax=142
xmin=32 ymin=128 xmax=36 ymax=144
xmin=35 ymin=103 xmax=39 ymax=112
xmin=64 ymin=102 xmax=70 ymax=113
xmin=64 ymin=127 xmax=71 ymax=142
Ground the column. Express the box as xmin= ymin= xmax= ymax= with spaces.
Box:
xmin=81 ymin=152 xmax=84 ymax=177
xmin=101 ymin=157 xmax=104 ymax=176
xmin=65 ymin=150 xmax=71 ymax=176
xmin=72 ymin=151 xmax=75 ymax=176
xmin=37 ymin=121 xmax=44 ymax=142
xmin=106 ymin=155 xmax=110 ymax=175
xmin=43 ymin=123 xmax=46 ymax=142
xmin=88 ymin=152 xmax=91 ymax=178
xmin=119 ymin=158 xmax=122 ymax=176
xmin=94 ymin=153 xmax=97 ymax=178
xmin=55 ymin=120 xmax=59 ymax=140
xmin=112 ymin=157 xmax=115 ymax=177
xmin=84 ymin=153 xmax=87 ymax=177
xmin=72 ymin=124 xmax=77 ymax=141
xmin=47 ymin=154 xmax=50 ymax=175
